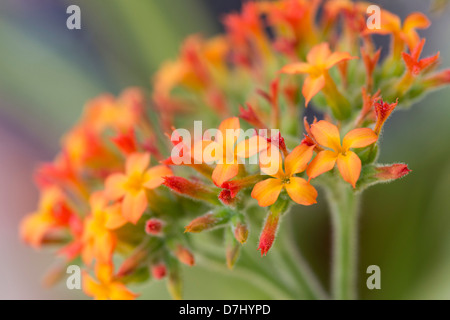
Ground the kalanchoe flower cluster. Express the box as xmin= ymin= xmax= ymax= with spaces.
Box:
xmin=21 ymin=0 xmax=450 ymax=300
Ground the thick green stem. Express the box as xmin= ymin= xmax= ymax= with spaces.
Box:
xmin=326 ymin=181 xmax=360 ymax=300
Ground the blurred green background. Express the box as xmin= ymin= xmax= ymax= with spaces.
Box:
xmin=0 ymin=0 xmax=449 ymax=299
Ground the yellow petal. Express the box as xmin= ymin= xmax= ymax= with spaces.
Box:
xmin=95 ymin=262 xmax=114 ymax=284
xmin=104 ymin=203 xmax=128 ymax=230
xmin=302 ymin=75 xmax=325 ymax=106
xmin=94 ymin=232 xmax=116 ymax=264
xmin=324 ymin=51 xmax=357 ymax=69
xmin=143 ymin=165 xmax=173 ymax=189
xmin=109 ymin=283 xmax=138 ymax=300
xmin=104 ymin=173 xmax=127 ymax=201
xmin=310 ymin=120 xmax=341 ymax=151
xmin=306 ymin=150 xmax=338 ymax=180
xmin=251 ymin=178 xmax=284 ymax=207
xmin=336 ymin=151 xmax=361 ymax=188
xmin=125 ymin=152 xmax=150 ymax=175
xmin=279 ymin=62 xmax=313 ymax=74
xmin=82 ymin=272 xmax=105 ymax=299
xmin=122 ymin=191 xmax=148 ymax=224
xmin=284 ymin=144 xmax=315 ymax=176
xmin=342 ymin=128 xmax=378 ymax=151
xmin=285 ymin=177 xmax=318 ymax=206
xmin=212 ymin=163 xmax=239 ymax=187
xmin=307 ymin=43 xmax=331 ymax=65
xmin=403 ymin=12 xmax=430 ymax=32
xmin=259 ymin=145 xmax=284 ymax=179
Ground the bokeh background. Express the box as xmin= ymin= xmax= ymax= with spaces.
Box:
xmin=0 ymin=0 xmax=449 ymax=299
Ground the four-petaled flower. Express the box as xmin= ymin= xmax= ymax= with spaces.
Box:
xmin=105 ymin=152 xmax=172 ymax=224
xmin=251 ymin=143 xmax=318 ymax=207
xmin=280 ymin=42 xmax=356 ymax=106
xmin=307 ymin=120 xmax=378 ymax=188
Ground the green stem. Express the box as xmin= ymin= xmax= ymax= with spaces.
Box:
xmin=325 ymin=181 xmax=360 ymax=300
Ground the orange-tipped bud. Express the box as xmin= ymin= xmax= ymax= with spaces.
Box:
xmin=375 ymin=164 xmax=411 ymax=181
xmin=239 ymin=103 xmax=266 ymax=129
xmin=374 ymin=99 xmax=398 ymax=135
xmin=185 ymin=209 xmax=231 ymax=233
xmin=151 ymin=263 xmax=167 ymax=280
xmin=175 ymin=245 xmax=195 ymax=266
xmin=258 ymin=211 xmax=280 ymax=257
xmin=163 ymin=176 xmax=220 ymax=205
xmin=233 ymin=223 xmax=249 ymax=244
xmin=145 ymin=218 xmax=164 ymax=236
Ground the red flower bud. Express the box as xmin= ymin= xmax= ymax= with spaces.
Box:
xmin=184 ymin=213 xmax=219 ymax=233
xmin=151 ymin=263 xmax=167 ymax=280
xmin=145 ymin=218 xmax=164 ymax=236
xmin=375 ymin=164 xmax=411 ymax=181
xmin=258 ymin=211 xmax=280 ymax=256
xmin=163 ymin=176 xmax=220 ymax=205
xmin=423 ymin=69 xmax=450 ymax=88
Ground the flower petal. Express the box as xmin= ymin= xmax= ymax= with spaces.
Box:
xmin=337 ymin=151 xmax=361 ymax=188
xmin=306 ymin=150 xmax=338 ymax=180
xmin=307 ymin=43 xmax=331 ymax=65
xmin=259 ymin=145 xmax=284 ymax=179
xmin=104 ymin=203 xmax=128 ymax=230
xmin=218 ymin=117 xmax=240 ymax=147
xmin=284 ymin=144 xmax=315 ymax=176
xmin=302 ymin=75 xmax=325 ymax=106
xmin=310 ymin=120 xmax=341 ymax=151
xmin=122 ymin=191 xmax=148 ymax=224
xmin=325 ymin=52 xmax=357 ymax=69
xmin=251 ymin=178 xmax=284 ymax=207
xmin=192 ymin=140 xmax=222 ymax=164
xmin=143 ymin=165 xmax=173 ymax=189
xmin=235 ymin=135 xmax=268 ymax=158
xmin=82 ymin=272 xmax=105 ymax=300
xmin=125 ymin=152 xmax=150 ymax=175
xmin=109 ymin=283 xmax=138 ymax=300
xmin=285 ymin=177 xmax=318 ymax=206
xmin=104 ymin=173 xmax=127 ymax=201
xmin=342 ymin=128 xmax=378 ymax=151
xmin=212 ymin=163 xmax=239 ymax=186
xmin=279 ymin=62 xmax=313 ymax=74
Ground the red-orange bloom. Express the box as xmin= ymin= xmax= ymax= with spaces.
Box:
xmin=307 ymin=121 xmax=378 ymax=188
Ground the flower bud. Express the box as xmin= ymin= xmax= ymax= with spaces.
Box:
xmin=175 ymin=245 xmax=195 ymax=266
xmin=225 ymin=229 xmax=241 ymax=270
xmin=145 ymin=218 xmax=164 ymax=236
xmin=184 ymin=209 xmax=231 ymax=233
xmin=151 ymin=263 xmax=167 ymax=280
xmin=233 ymin=223 xmax=249 ymax=244
xmin=117 ymin=249 xmax=148 ymax=278
xmin=375 ymin=164 xmax=411 ymax=181
xmin=258 ymin=211 xmax=280 ymax=256
xmin=163 ymin=176 xmax=220 ymax=205
xmin=374 ymin=99 xmax=398 ymax=135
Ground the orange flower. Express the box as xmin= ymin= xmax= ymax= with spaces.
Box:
xmin=364 ymin=11 xmax=430 ymax=55
xmin=104 ymin=152 xmax=172 ymax=224
xmin=280 ymin=42 xmax=356 ymax=106
xmin=194 ymin=117 xmax=242 ymax=186
xmin=20 ymin=187 xmax=75 ymax=248
xmin=402 ymin=39 xmax=440 ymax=76
xmin=307 ymin=120 xmax=378 ymax=188
xmin=82 ymin=192 xmax=127 ymax=265
xmin=251 ymin=144 xmax=317 ymax=207
xmin=83 ymin=262 xmax=137 ymax=300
